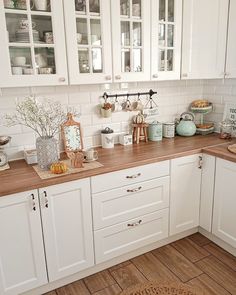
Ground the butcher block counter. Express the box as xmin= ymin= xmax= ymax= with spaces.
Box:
xmin=0 ymin=133 xmax=234 ymax=197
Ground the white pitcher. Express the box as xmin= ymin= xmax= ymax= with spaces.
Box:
xmin=32 ymin=0 xmax=48 ymax=11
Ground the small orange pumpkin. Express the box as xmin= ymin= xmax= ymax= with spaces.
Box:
xmin=50 ymin=162 xmax=68 ymax=174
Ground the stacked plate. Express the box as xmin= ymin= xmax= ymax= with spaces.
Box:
xmin=15 ymin=29 xmax=40 ymax=43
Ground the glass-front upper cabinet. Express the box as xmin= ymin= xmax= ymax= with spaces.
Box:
xmin=64 ymin=0 xmax=112 ymax=84
xmin=111 ymin=0 xmax=151 ymax=82
xmin=151 ymin=0 xmax=182 ymax=80
xmin=0 ymin=0 xmax=68 ymax=87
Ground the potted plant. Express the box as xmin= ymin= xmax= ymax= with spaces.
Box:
xmin=4 ymin=97 xmax=67 ymax=170
xmin=100 ymin=102 xmax=112 ymax=118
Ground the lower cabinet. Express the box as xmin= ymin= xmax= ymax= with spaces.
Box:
xmin=213 ymin=158 xmax=236 ymax=248
xmin=0 ymin=190 xmax=47 ymax=295
xmin=170 ymin=154 xmax=202 ymax=235
xmin=39 ymin=179 xmax=94 ymax=282
xmin=94 ymin=209 xmax=169 ymax=264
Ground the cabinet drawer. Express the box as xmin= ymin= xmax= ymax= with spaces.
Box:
xmin=91 ymin=160 xmax=169 ymax=193
xmin=94 ymin=209 xmax=169 ymax=264
xmin=92 ymin=176 xmax=170 ymax=230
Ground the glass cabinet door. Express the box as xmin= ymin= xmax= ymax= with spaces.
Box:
xmin=0 ymin=0 xmax=68 ymax=87
xmin=111 ymin=0 xmax=151 ymax=82
xmin=63 ymin=0 xmax=112 ymax=84
xmin=151 ymin=0 xmax=182 ymax=80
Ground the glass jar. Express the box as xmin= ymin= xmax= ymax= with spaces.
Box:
xmin=219 ymin=120 xmax=233 ymax=139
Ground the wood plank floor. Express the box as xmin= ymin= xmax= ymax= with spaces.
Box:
xmin=45 ymin=234 xmax=236 ymax=295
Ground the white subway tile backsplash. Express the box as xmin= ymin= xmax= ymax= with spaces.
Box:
xmin=1 ymin=78 xmax=236 ymax=160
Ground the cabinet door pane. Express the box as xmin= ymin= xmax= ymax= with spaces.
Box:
xmin=10 ymin=47 xmax=33 ymax=75
xmin=6 ymin=13 xmax=30 ymax=43
xmin=31 ymin=0 xmax=51 ymax=12
xmin=120 ymin=0 xmax=130 ymax=16
xmin=90 ymin=19 xmax=101 ymax=45
xmin=167 ymin=24 xmax=174 ymax=47
xmin=92 ymin=47 xmax=102 ymax=73
xmin=132 ymin=0 xmax=141 ymax=17
xmin=89 ymin=0 xmax=100 ymax=14
xmin=4 ymin=0 xmax=27 ymax=9
xmin=31 ymin=15 xmax=53 ymax=44
xmin=168 ymin=0 xmax=174 ymax=21
xmin=121 ymin=49 xmax=131 ymax=72
xmin=159 ymin=23 xmax=165 ymax=46
xmin=35 ymin=47 xmax=56 ymax=74
xmin=133 ymin=22 xmax=141 ymax=46
xmin=121 ymin=21 xmax=130 ymax=46
xmin=76 ymin=18 xmax=88 ymax=44
xmin=167 ymin=49 xmax=173 ymax=71
xmin=159 ymin=0 xmax=165 ymax=21
xmin=75 ymin=0 xmax=86 ymax=13
xmin=78 ymin=48 xmax=90 ymax=73
xmin=158 ymin=49 xmax=165 ymax=71
xmin=133 ymin=48 xmax=142 ymax=72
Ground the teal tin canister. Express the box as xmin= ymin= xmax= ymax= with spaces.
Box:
xmin=148 ymin=121 xmax=163 ymax=141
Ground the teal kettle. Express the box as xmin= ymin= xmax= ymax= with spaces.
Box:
xmin=176 ymin=112 xmax=196 ymax=137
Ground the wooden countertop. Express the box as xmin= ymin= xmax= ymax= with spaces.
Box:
xmin=203 ymin=141 xmax=236 ymax=163
xmin=0 ymin=134 xmax=233 ymax=197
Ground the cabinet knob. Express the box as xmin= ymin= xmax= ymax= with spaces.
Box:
xmin=105 ymin=75 xmax=112 ymax=81
xmin=152 ymin=74 xmax=158 ymax=78
xmin=182 ymin=73 xmax=188 ymax=78
xmin=115 ymin=75 xmax=121 ymax=80
xmin=59 ymin=77 xmax=66 ymax=82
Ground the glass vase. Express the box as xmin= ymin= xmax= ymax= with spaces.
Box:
xmin=36 ymin=136 xmax=59 ymax=170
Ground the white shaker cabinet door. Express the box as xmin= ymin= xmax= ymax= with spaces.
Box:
xmin=0 ymin=190 xmax=47 ymax=295
xmin=170 ymin=154 xmax=202 ymax=235
xmin=225 ymin=0 xmax=236 ymax=79
xmin=213 ymin=158 xmax=236 ymax=248
xmin=181 ymin=0 xmax=229 ymax=79
xmin=111 ymin=0 xmax=151 ymax=82
xmin=199 ymin=154 xmax=216 ymax=232
xmin=0 ymin=0 xmax=68 ymax=87
xmin=39 ymin=179 xmax=94 ymax=282
xmin=63 ymin=0 xmax=113 ymax=84
xmin=151 ymin=0 xmax=182 ymax=81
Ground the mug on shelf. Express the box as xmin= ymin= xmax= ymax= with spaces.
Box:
xmin=12 ymin=56 xmax=26 ymax=66
xmin=77 ymin=33 xmax=83 ymax=44
xmin=31 ymin=0 xmax=49 ymax=11
xmin=12 ymin=66 xmax=23 ymax=75
xmin=19 ymin=19 xmax=36 ymax=30
xmin=39 ymin=67 xmax=53 ymax=74
xmin=44 ymin=31 xmax=54 ymax=44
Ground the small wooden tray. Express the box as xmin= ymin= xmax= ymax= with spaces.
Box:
xmin=228 ymin=144 xmax=236 ymax=154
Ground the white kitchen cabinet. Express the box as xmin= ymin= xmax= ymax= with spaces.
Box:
xmin=199 ymin=154 xmax=215 ymax=232
xmin=181 ymin=0 xmax=229 ymax=79
xmin=0 ymin=190 xmax=47 ymax=295
xmin=63 ymin=0 xmax=113 ymax=84
xmin=39 ymin=179 xmax=94 ymax=282
xmin=213 ymin=158 xmax=236 ymax=248
xmin=111 ymin=0 xmax=151 ymax=82
xmin=225 ymin=0 xmax=236 ymax=79
xmin=170 ymin=154 xmax=202 ymax=235
xmin=0 ymin=0 xmax=68 ymax=87
xmin=151 ymin=0 xmax=182 ymax=81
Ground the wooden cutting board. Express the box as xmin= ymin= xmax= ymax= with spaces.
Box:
xmin=228 ymin=144 xmax=236 ymax=154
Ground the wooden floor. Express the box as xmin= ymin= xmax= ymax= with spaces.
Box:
xmin=45 ymin=233 xmax=236 ymax=295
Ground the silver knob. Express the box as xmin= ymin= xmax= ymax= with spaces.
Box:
xmin=105 ymin=75 xmax=112 ymax=80
xmin=31 ymin=194 xmax=36 ymax=211
xmin=153 ymin=74 xmax=158 ymax=78
xmin=59 ymin=77 xmax=66 ymax=82
xmin=115 ymin=75 xmax=121 ymax=80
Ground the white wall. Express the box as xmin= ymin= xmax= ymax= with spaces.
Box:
xmin=0 ymin=78 xmax=235 ymax=161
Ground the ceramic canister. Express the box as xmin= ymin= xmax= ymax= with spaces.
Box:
xmin=148 ymin=121 xmax=163 ymax=141
xmin=101 ymin=127 xmax=114 ymax=149
xmin=163 ymin=122 xmax=175 ymax=138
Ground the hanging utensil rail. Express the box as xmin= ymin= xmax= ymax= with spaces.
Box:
xmin=103 ymin=89 xmax=157 ymax=100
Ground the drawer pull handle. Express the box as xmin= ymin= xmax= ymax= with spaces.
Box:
xmin=198 ymin=156 xmax=203 ymax=169
xmin=126 ymin=173 xmax=141 ymax=179
xmin=127 ymin=186 xmax=142 ymax=193
xmin=127 ymin=220 xmax=142 ymax=227
xmin=31 ymin=193 xmax=36 ymax=211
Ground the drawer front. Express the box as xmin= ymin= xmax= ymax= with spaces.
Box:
xmin=94 ymin=209 xmax=169 ymax=264
xmin=92 ymin=176 xmax=170 ymax=230
xmin=91 ymin=160 xmax=170 ymax=193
